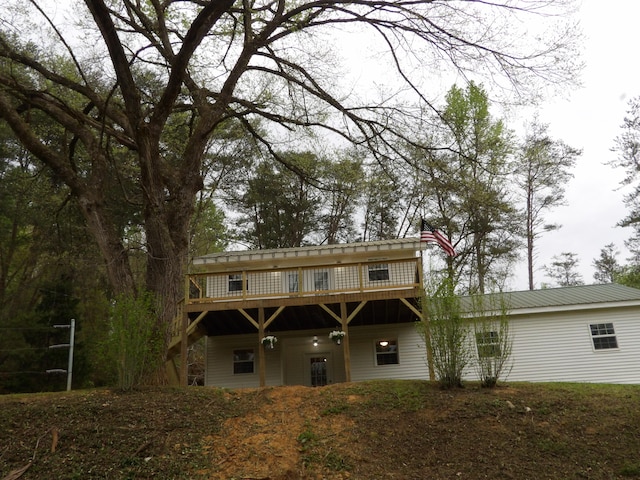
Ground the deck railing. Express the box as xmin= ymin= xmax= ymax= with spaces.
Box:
xmin=186 ymin=257 xmax=420 ymax=304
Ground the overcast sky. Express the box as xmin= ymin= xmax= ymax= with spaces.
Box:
xmin=508 ymin=1 xmax=640 ymax=290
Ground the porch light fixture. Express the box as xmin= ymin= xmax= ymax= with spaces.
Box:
xmin=379 ymin=340 xmax=389 ymax=348
xmin=313 ymin=335 xmax=318 ymax=347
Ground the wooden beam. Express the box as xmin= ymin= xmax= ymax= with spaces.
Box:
xmin=319 ymin=300 xmax=367 ymax=325
xmin=186 ymin=311 xmax=207 ymax=336
xmin=184 ymin=287 xmax=421 ymax=312
xmin=318 ymin=303 xmax=341 ymax=323
xmin=238 ymin=308 xmax=259 ymax=329
xmin=265 ymin=305 xmax=285 ymax=329
xmin=167 ymin=310 xmax=209 ymax=354
xmin=180 ymin=310 xmax=189 ymax=387
xmin=400 ymin=298 xmax=421 ymax=318
xmin=346 ymin=301 xmax=367 ymax=323
xmin=165 ymin=357 xmax=180 ymax=386
xmin=258 ymin=307 xmax=266 ymax=387
xmin=340 ymin=302 xmax=352 ymax=383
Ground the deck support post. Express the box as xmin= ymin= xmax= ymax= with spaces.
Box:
xmin=340 ymin=302 xmax=352 ymax=382
xmin=258 ymin=306 xmax=266 ymax=387
xmin=180 ymin=310 xmax=189 ymax=386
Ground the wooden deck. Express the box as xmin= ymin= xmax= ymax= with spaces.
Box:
xmin=166 ymin=242 xmax=426 ymax=385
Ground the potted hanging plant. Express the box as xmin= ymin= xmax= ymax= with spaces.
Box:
xmin=329 ymin=330 xmax=346 ymax=345
xmin=262 ymin=335 xmax=277 ymax=349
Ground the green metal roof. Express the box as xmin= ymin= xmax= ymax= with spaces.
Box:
xmin=461 ymin=283 xmax=640 ymax=314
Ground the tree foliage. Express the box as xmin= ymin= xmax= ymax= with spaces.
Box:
xmin=543 ymin=252 xmax=584 ymax=287
xmin=419 ymin=279 xmax=471 ymax=388
xmin=409 ymin=82 xmax=520 ymax=293
xmin=515 ymin=117 xmax=580 ymax=290
xmin=592 ymin=243 xmax=622 ymax=284
xmin=0 ymin=0 xmax=581 ymax=370
xmin=470 ymin=294 xmax=512 ymax=388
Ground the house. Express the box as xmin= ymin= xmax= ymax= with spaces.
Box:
xmin=166 ymin=238 xmax=429 ymax=388
xmin=473 ymin=284 xmax=640 ymax=384
xmin=166 ymin=240 xmax=640 ymax=387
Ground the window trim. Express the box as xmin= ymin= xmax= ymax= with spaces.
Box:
xmin=475 ymin=331 xmax=501 ymax=358
xmin=368 ymin=263 xmax=390 ymax=282
xmin=228 ymin=273 xmax=247 ymax=293
xmin=313 ymin=270 xmax=329 ymax=291
xmin=374 ymin=338 xmax=399 ymax=366
xmin=232 ymin=348 xmax=255 ymax=375
xmin=589 ymin=322 xmax=619 ymax=351
xmin=287 ymin=272 xmax=299 ymax=293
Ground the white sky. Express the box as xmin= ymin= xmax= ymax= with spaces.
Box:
xmin=509 ymin=0 xmax=640 ymax=290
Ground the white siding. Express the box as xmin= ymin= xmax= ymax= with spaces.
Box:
xmin=205 ymin=335 xmax=283 ymax=389
xmin=348 ymin=323 xmax=430 ymax=382
xmin=205 ymin=323 xmax=430 ymax=388
xmin=205 ymin=306 xmax=640 ymax=387
xmin=502 ymin=307 xmax=640 ymax=384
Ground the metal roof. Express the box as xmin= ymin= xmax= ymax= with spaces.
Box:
xmin=193 ymin=238 xmax=423 ymax=265
xmin=460 ymin=283 xmax=640 ymax=314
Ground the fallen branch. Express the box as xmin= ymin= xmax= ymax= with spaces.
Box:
xmin=1 ymin=427 xmax=56 ymax=480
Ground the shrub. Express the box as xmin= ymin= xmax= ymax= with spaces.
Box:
xmin=471 ymin=293 xmax=513 ymax=388
xmin=102 ymin=291 xmax=164 ymax=390
xmin=419 ymin=278 xmax=471 ymax=388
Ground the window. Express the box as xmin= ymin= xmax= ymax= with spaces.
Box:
xmin=590 ymin=323 xmax=618 ymax=350
xmin=229 ymin=274 xmax=245 ymax=292
xmin=233 ymin=349 xmax=255 ymax=374
xmin=314 ymin=271 xmax=329 ymax=291
xmin=288 ymin=272 xmax=299 ymax=293
xmin=476 ymin=331 xmax=501 ymax=358
xmin=375 ymin=339 xmax=398 ymax=365
xmin=368 ymin=264 xmax=390 ymax=281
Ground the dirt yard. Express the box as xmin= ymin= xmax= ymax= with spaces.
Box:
xmin=1 ymin=380 xmax=640 ymax=479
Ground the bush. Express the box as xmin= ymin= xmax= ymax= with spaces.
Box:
xmin=102 ymin=291 xmax=164 ymax=391
xmin=471 ymin=293 xmax=513 ymax=388
xmin=419 ymin=279 xmax=471 ymax=389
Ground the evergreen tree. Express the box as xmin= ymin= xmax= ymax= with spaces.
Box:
xmin=543 ymin=252 xmax=584 ymax=287
xmin=515 ymin=118 xmax=581 ymax=290
xmin=593 ymin=243 xmax=622 ymax=284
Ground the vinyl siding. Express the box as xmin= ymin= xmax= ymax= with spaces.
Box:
xmin=348 ymin=323 xmax=429 ymax=382
xmin=205 ymin=335 xmax=283 ymax=389
xmin=205 ymin=305 xmax=640 ymax=387
xmin=205 ymin=323 xmax=430 ymax=388
xmin=500 ymin=306 xmax=640 ymax=384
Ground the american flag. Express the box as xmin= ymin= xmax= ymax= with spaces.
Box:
xmin=420 ymin=220 xmax=456 ymax=257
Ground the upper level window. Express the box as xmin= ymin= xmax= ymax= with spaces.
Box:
xmin=375 ymin=339 xmax=398 ymax=365
xmin=476 ymin=331 xmax=501 ymax=358
xmin=233 ymin=349 xmax=255 ymax=374
xmin=590 ymin=323 xmax=618 ymax=350
xmin=229 ymin=274 xmax=245 ymax=292
xmin=288 ymin=272 xmax=299 ymax=293
xmin=314 ymin=271 xmax=329 ymax=291
xmin=368 ymin=264 xmax=390 ymax=281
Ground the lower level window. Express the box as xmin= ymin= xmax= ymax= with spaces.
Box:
xmin=589 ymin=323 xmax=618 ymax=350
xmin=233 ymin=349 xmax=255 ymax=374
xmin=476 ymin=331 xmax=501 ymax=358
xmin=375 ymin=339 xmax=398 ymax=365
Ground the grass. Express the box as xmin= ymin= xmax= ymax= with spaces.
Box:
xmin=1 ymin=380 xmax=639 ymax=479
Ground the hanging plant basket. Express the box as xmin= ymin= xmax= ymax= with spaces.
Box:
xmin=262 ymin=335 xmax=277 ymax=349
xmin=329 ymin=330 xmax=346 ymax=345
